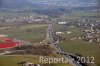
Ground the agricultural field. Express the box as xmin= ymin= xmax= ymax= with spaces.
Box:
xmin=0 ymin=55 xmax=68 ymax=66
xmin=0 ymin=24 xmax=48 ymax=43
xmin=64 ymin=11 xmax=100 ymax=21
xmin=54 ymin=24 xmax=100 ymax=66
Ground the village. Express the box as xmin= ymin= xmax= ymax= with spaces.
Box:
xmin=58 ymin=19 xmax=100 ymax=43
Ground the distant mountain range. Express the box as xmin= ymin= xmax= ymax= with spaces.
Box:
xmin=0 ymin=0 xmax=99 ymax=14
xmin=0 ymin=0 xmax=35 ymax=10
xmin=0 ymin=0 xmax=99 ymax=9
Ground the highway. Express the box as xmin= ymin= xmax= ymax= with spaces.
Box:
xmin=46 ymin=24 xmax=96 ymax=66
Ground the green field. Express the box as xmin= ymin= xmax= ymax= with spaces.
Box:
xmin=0 ymin=24 xmax=48 ymax=43
xmin=0 ymin=55 xmax=68 ymax=66
xmin=64 ymin=10 xmax=99 ymax=21
xmin=54 ymin=24 xmax=100 ymax=66
xmin=0 ymin=55 xmax=38 ymax=66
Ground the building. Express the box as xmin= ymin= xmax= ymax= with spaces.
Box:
xmin=58 ymin=22 xmax=67 ymax=25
